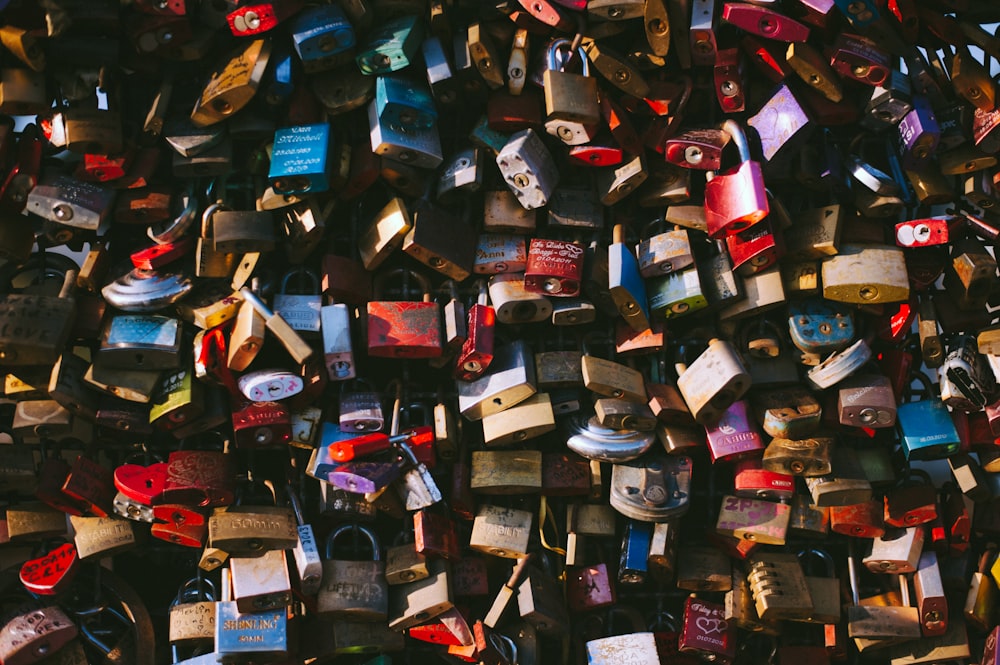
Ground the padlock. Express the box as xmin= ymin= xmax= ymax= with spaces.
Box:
xmin=267 ymin=124 xmax=332 ymax=195
xmin=787 ymin=297 xmax=856 ymax=357
xmin=608 ymin=224 xmax=650 ymax=332
xmin=191 ymin=39 xmax=271 ymax=127
xmin=368 ymin=98 xmax=443 ymax=170
xmin=864 ymin=526 xmax=924 ymax=574
xmin=586 ymin=609 xmax=659 ymax=665
xmin=703 ymin=120 xmax=769 ymax=238
xmin=762 ymin=435 xmax=832 ymax=477
xmin=794 ymin=549 xmax=841 ymax=625
xmin=475 ymin=233 xmax=528 ymax=275
xmin=566 ymin=542 xmax=617 ymax=611
xmin=884 ymin=470 xmax=938 ymax=528
xmin=568 ymin=415 xmax=656 ymax=463
xmin=403 ymin=200 xmax=476 ymax=282
xmin=750 ymin=386 xmax=821 ymax=440
xmin=317 ymin=524 xmax=387 ymax=620
xmin=207 ymin=484 xmax=296 ymax=555
xmin=679 ymin=596 xmax=736 ymax=664
xmin=496 ymin=129 xmax=559 ymax=210
xmin=898 ymin=373 xmax=961 ymax=461
xmin=338 ymin=380 xmax=384 ymax=433
xmin=215 ymin=568 xmax=289 ymax=662
xmin=846 ymin=544 xmax=921 ymax=646
xmin=914 ymin=550 xmax=948 ymax=637
xmin=0 ymin=605 xmax=78 ymax=665
xmin=286 ymin=487 xmax=322 ymax=597
xmin=747 ymin=552 xmax=814 ymax=621
xmin=470 ymin=450 xmax=542 ymax=495
xmin=675 ymin=338 xmax=751 ymax=425
xmin=168 ymin=577 xmax=216 ymax=649
xmin=271 ymin=268 xmax=322 ymax=334
xmin=830 ymin=500 xmax=885 ymax=538
xmin=837 ymin=373 xmax=897 ymax=428
xmin=704 ymin=399 xmax=765 ymax=464
xmin=541 ymin=39 xmax=599 ymax=146
xmin=289 ymin=5 xmax=355 ymax=72
xmin=367 ymin=269 xmax=443 ymax=358
xmin=230 ymin=547 xmax=292 ymax=613
xmin=517 ymin=557 xmax=571 ymax=635
xmin=388 ymin=558 xmax=454 ymax=631
xmin=18 ymin=542 xmax=78 ymax=597
xmin=469 ymin=505 xmax=532 ymax=559
xmin=716 ymin=495 xmax=791 ymax=545
xmin=69 ymin=514 xmax=135 ymax=560
xmin=609 ymin=454 xmax=691 ymax=521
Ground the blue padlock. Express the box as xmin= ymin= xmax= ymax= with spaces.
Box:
xmin=898 ymin=375 xmax=960 ymax=461
xmin=832 ymin=0 xmax=879 ymax=27
xmin=215 ymin=570 xmax=288 ymax=662
xmin=618 ymin=520 xmax=652 ymax=585
xmin=263 ymin=42 xmax=295 ymax=107
xmin=356 ymin=15 xmax=424 ymax=75
xmin=306 ymin=422 xmax=359 ymax=482
xmin=375 ymin=75 xmax=436 ymax=130
xmin=290 ymin=5 xmax=355 ymax=73
xmin=787 ymin=297 xmax=855 ymax=356
xmin=268 ymin=124 xmax=333 ymax=195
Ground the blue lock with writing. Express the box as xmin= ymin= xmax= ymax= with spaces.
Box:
xmin=269 ymin=124 xmax=332 ymax=195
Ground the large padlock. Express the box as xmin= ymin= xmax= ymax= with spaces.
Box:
xmin=0 ymin=604 xmax=78 ymax=665
xmin=272 ymin=268 xmax=322 ymax=333
xmin=542 ymin=39 xmax=600 ymax=146
xmin=703 ymin=120 xmax=769 ymax=238
xmin=207 ymin=483 xmax=297 ymax=555
xmin=367 ymin=269 xmax=443 ymax=358
xmin=317 ymin=524 xmax=388 ymax=620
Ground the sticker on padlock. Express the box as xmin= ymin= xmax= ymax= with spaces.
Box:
xmin=237 ymin=370 xmax=304 ymax=402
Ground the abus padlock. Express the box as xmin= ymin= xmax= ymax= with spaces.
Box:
xmin=543 ymin=39 xmax=599 ymax=146
xmin=703 ymin=120 xmax=769 ymax=238
xmin=268 ymin=124 xmax=332 ymax=195
xmin=838 ymin=374 xmax=896 ymax=428
xmin=272 ymin=268 xmax=322 ymax=334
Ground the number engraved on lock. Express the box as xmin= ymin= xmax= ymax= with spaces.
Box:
xmin=76 ymin=519 xmax=133 ymax=550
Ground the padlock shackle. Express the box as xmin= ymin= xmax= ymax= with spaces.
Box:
xmin=720 ymin=120 xmax=750 ymax=164
xmin=373 ymin=268 xmax=433 ymax=303
xmin=797 ymin=548 xmax=835 ymax=577
xmin=287 ymin=482 xmax=305 ymax=527
xmin=547 ymin=38 xmax=589 ymax=77
xmin=326 ymin=523 xmax=381 ymax=560
xmin=280 ymin=267 xmax=320 ymax=295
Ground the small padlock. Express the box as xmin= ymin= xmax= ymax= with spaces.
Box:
xmin=339 ymin=380 xmax=384 ymax=433
xmin=230 ymin=547 xmax=292 ymax=613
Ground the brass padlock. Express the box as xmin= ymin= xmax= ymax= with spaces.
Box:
xmin=191 ymin=38 xmax=272 ymax=127
xmin=469 ymin=504 xmax=532 ymax=559
xmin=543 ymin=39 xmax=600 ymax=145
xmin=207 ymin=485 xmax=297 ymax=555
xmin=168 ymin=577 xmax=217 ymax=649
xmin=387 ymin=558 xmax=454 ymax=631
xmin=0 ymin=605 xmax=78 ymax=665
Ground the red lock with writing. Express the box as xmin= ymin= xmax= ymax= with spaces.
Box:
xmin=523 ymin=238 xmax=585 ymax=297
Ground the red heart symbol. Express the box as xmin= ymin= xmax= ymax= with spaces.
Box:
xmin=114 ymin=462 xmax=168 ymax=505
xmin=20 ymin=543 xmax=79 ymax=595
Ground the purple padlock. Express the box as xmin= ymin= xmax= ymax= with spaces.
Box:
xmin=897 ymin=96 xmax=940 ymax=169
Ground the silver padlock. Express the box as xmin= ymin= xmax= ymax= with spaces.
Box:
xmin=272 ymin=268 xmax=322 ymax=333
xmin=496 ymin=129 xmax=559 ymax=210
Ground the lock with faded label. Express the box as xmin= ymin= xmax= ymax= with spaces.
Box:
xmin=367 ymin=269 xmax=443 ymax=359
xmin=496 ymin=129 xmax=559 ymax=211
xmin=716 ymin=495 xmax=791 ymax=545
xmin=675 ymin=338 xmax=751 ymax=425
xmin=863 ymin=526 xmax=924 ymax=573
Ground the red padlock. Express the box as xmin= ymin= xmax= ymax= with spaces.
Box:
xmin=19 ymin=543 xmax=79 ymax=595
xmin=326 ymin=427 xmax=434 ymax=464
xmin=721 ymin=3 xmax=810 ymax=41
xmin=114 ymin=462 xmax=169 ymax=506
xmin=733 ymin=458 xmax=795 ymax=501
xmin=454 ymin=283 xmax=495 ymax=382
xmin=566 ymin=558 xmax=616 ymax=611
xmin=226 ymin=1 xmax=304 ymax=35
xmin=725 ymin=217 xmax=783 ymax=275
xmin=884 ymin=471 xmax=938 ymax=527
xmin=414 ymin=509 xmax=461 ymax=561
xmin=665 ymin=128 xmax=728 ymax=170
xmin=61 ymin=455 xmax=115 ymax=517
xmin=714 ymin=47 xmax=746 ymax=113
xmin=703 ymin=120 xmax=769 ymax=238
xmin=829 ymin=499 xmax=886 ymax=538
xmin=231 ymin=399 xmax=292 ymax=448
xmin=161 ymin=450 xmax=235 ymax=508
xmin=523 ymin=238 xmax=585 ymax=297
xmin=367 ymin=269 xmax=444 ymax=359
